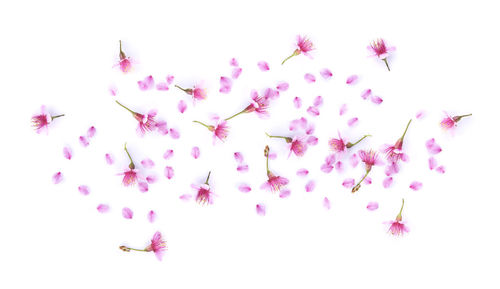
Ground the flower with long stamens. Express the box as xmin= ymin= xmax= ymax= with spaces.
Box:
xmin=120 ymin=143 xmax=138 ymax=186
xmin=193 ymin=120 xmax=229 ymax=142
xmin=440 ymin=113 xmax=472 ymax=130
xmin=116 ymin=100 xmax=157 ymax=136
xmin=386 ymin=199 xmax=409 ymax=236
xmin=282 ymin=35 xmax=314 ymax=65
xmin=261 ymin=146 xmax=289 ymax=192
xmin=265 ymin=133 xmax=308 ymax=157
xmin=175 ymin=84 xmax=207 ymax=101
xmin=31 ymin=106 xmax=64 ymax=134
xmin=368 ymin=38 xmax=395 ymax=71
xmin=352 ymin=149 xmax=380 ymax=193
xmin=329 ymin=133 xmax=371 ymax=154
xmin=225 ymin=90 xmax=271 ymax=121
xmin=116 ymin=40 xmax=132 ymax=73
xmin=193 ymin=171 xmax=214 ymax=205
xmin=381 ymin=119 xmax=411 ymax=163
xmin=120 ymin=231 xmax=167 ymax=261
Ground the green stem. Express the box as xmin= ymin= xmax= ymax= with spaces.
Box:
xmin=383 ymin=58 xmax=391 ymax=71
xmin=205 ymin=171 xmax=211 ymax=185
xmin=396 ymin=198 xmax=405 ymax=220
xmin=265 ymin=132 xmax=291 ymax=141
xmin=352 ymin=169 xmax=371 ymax=193
xmin=281 ymin=52 xmax=297 ymax=65
xmin=346 ymin=134 xmax=371 ymax=148
xmin=401 ymin=119 xmax=412 ymax=141
xmin=458 ymin=113 xmax=472 ymax=119
xmin=124 ymin=143 xmax=135 ymax=168
xmin=193 ymin=120 xmax=211 ymax=129
xmin=51 ymin=114 xmax=65 ymax=120
xmin=266 ymin=154 xmax=270 ymax=174
xmin=119 ymin=40 xmax=123 ymax=54
xmin=128 ymin=248 xmax=148 ymax=252
xmin=225 ymin=110 xmax=246 ymax=121
xmin=175 ymin=85 xmax=189 ymax=93
xmin=116 ymin=100 xmax=135 ymax=114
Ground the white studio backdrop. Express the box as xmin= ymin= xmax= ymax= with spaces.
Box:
xmin=0 ymin=1 xmax=498 ymax=288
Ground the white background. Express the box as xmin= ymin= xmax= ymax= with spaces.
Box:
xmin=1 ymin=0 xmax=499 ymax=288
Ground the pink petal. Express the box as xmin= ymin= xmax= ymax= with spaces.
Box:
xmin=293 ymin=97 xmax=302 ymax=108
xmin=346 ymin=75 xmax=358 ymax=85
xmin=148 ymin=210 xmax=157 ymax=223
xmin=257 ymin=61 xmax=270 ymax=71
xmin=370 ymin=95 xmax=383 ymax=104
xmin=156 ymin=121 xmax=168 ymax=135
xmin=313 ymin=95 xmax=323 ymax=107
xmin=78 ymin=185 xmax=90 ymax=196
xmin=79 ymin=136 xmax=89 ymax=147
xmin=436 ymin=166 xmax=446 ymax=174
xmin=109 ymin=86 xmax=117 ymax=96
xmin=138 ymin=75 xmax=154 ymax=91
xmin=350 ymin=154 xmax=359 ymax=168
xmin=339 ymin=104 xmax=347 ymax=116
xmin=426 ymin=138 xmax=442 ymax=154
xmin=320 ymin=68 xmax=332 ymax=80
xmin=156 ymin=82 xmax=169 ymax=91
xmin=385 ymin=162 xmax=399 ymax=176
xmin=191 ymin=147 xmax=200 ymax=159
xmin=361 ymin=89 xmax=372 ymax=100
xmin=335 ymin=161 xmax=344 ymax=173
xmin=122 ymin=207 xmax=133 ymax=219
xmin=268 ymin=152 xmax=277 ymax=160
xmin=237 ymin=164 xmax=249 ymax=172
xmin=297 ymin=168 xmax=309 ymax=177
xmin=87 ymin=126 xmax=96 ymax=138
xmin=234 ymin=152 xmax=244 ymax=163
xmin=416 ymin=110 xmax=425 ymax=119
xmin=178 ymin=100 xmax=187 ymax=113
xmin=105 ymin=153 xmax=114 ymax=165
xmin=169 ymin=128 xmax=180 ymax=139
xmin=306 ymin=124 xmax=315 ymax=135
xmin=347 ymin=117 xmax=359 ymax=127
xmin=141 ymin=158 xmax=155 ymax=169
xmin=138 ymin=182 xmax=149 ymax=193
xmin=179 ymin=194 xmax=192 ymax=201
xmin=230 ymin=58 xmax=239 ymax=67
xmin=279 ymin=189 xmax=291 ymax=199
xmin=276 ymin=82 xmax=289 ymax=91
xmin=306 ymin=136 xmax=318 ymax=145
xmin=305 ymin=180 xmax=316 ymax=192
xmin=325 ymin=154 xmax=336 ymax=165
xmin=163 ymin=149 xmax=174 ymax=160
xmin=164 ymin=166 xmax=174 ymax=180
xmin=323 ymin=197 xmax=331 ymax=210
xmin=97 ymin=204 xmax=109 ymax=213
xmin=146 ymin=175 xmax=157 ymax=184
xmin=231 ymin=67 xmax=242 ymax=79
xmin=428 ymin=157 xmax=437 ymax=170
xmin=307 ymin=106 xmax=320 ymax=117
xmin=304 ymin=73 xmax=316 ymax=83
xmin=238 ymin=184 xmax=252 ymax=193
xmin=52 ymin=172 xmax=63 ymax=184
xmin=366 ymin=202 xmax=379 ymax=211
xmin=383 ymin=177 xmax=393 ymax=188
xmin=409 ymin=181 xmax=423 ymax=191
xmin=219 ymin=76 xmax=233 ymax=94
xmin=166 ymin=75 xmax=175 ymax=85
xmin=63 ymin=147 xmax=72 ymax=160
xmin=342 ymin=178 xmax=355 ymax=188
xmin=256 ymin=204 xmax=266 ymax=216
xmin=289 ymin=117 xmax=308 ymax=131
xmin=321 ymin=163 xmax=334 ymax=173
xmin=363 ymin=177 xmax=372 ymax=185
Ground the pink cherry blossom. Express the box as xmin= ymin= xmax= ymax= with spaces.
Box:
xmin=147 ymin=232 xmax=167 ymax=260
xmin=219 ymin=76 xmax=233 ymax=93
xmin=191 ymin=147 xmax=200 ymax=159
xmin=386 ymin=199 xmax=409 ymax=236
xmin=329 ymin=135 xmax=346 ymax=153
xmin=294 ymin=97 xmax=302 ymax=108
xmin=105 ymin=153 xmax=114 ymax=165
xmin=163 ymin=149 xmax=174 ymax=160
xmin=409 ymin=181 xmax=423 ymax=191
xmin=276 ymin=82 xmax=289 ymax=91
xmin=282 ymin=35 xmax=314 ymax=64
xmin=359 ymin=149 xmax=381 ymax=171
xmin=256 ymin=204 xmax=266 ymax=216
xmin=175 ymin=83 xmax=207 ymax=101
xmin=323 ymin=197 xmax=331 ymax=210
xmin=141 ymin=158 xmax=155 ymax=169
xmin=164 ymin=166 xmax=174 ymax=180
xmin=122 ymin=207 xmax=133 ymax=219
xmin=383 ymin=177 xmax=393 ymax=188
xmin=194 ymin=184 xmax=214 ymax=205
xmin=121 ymin=169 xmax=138 ymax=186
xmin=368 ymin=38 xmax=395 ymax=71
xmin=261 ymin=172 xmax=289 ymax=193
xmin=52 ymin=172 xmax=63 ymax=184
xmin=97 ymin=204 xmax=109 ymax=213
xmin=116 ymin=40 xmax=132 ymax=73
xmin=367 ymin=202 xmax=379 ymax=211
xmin=116 ymin=101 xmax=158 ymax=136
xmin=258 ymin=61 xmax=270 ymax=71
xmin=32 ymin=106 xmax=64 ymax=134
xmin=346 ymin=75 xmax=358 ymax=85
xmin=238 ymin=184 xmax=252 ymax=193
xmin=320 ymin=68 xmax=332 ymax=80
xmin=289 ymin=137 xmax=308 ymax=157
xmin=78 ymin=185 xmax=90 ymax=196
xmin=138 ymin=75 xmax=154 ymax=91
xmin=361 ymin=89 xmax=372 ymax=100
xmin=63 ymin=147 xmax=72 ymax=160
xmin=304 ymin=73 xmax=316 ymax=83
xmin=233 ymin=89 xmax=271 ymax=118
xmin=148 ymin=210 xmax=157 ymax=223
xmin=342 ymin=178 xmax=355 ymax=188
xmin=440 ymin=113 xmax=472 ymax=130
xmin=297 ymin=168 xmax=309 ymax=177
xmin=425 ymin=138 xmax=442 ymax=155
xmin=178 ymin=100 xmax=187 ymax=113
xmin=305 ymin=180 xmax=316 ymax=192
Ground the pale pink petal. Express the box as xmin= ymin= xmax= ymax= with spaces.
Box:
xmin=293 ymin=97 xmax=302 ymax=108
xmin=385 ymin=162 xmax=399 ymax=176
xmin=289 ymin=117 xmax=308 ymax=131
xmin=63 ymin=147 xmax=72 ymax=160
xmin=409 ymin=181 xmax=423 ymax=191
xmin=109 ymin=86 xmax=117 ymax=96
xmin=383 ymin=177 xmax=393 ymax=188
xmin=237 ymin=164 xmax=249 ymax=172
xmin=105 ymin=153 xmax=114 ymax=165
xmin=306 ymin=123 xmax=315 ymax=135
xmin=307 ymin=136 xmax=318 ymax=145
xmin=323 ymin=197 xmax=331 ymax=210
xmin=87 ymin=126 xmax=96 ymax=138
xmin=428 ymin=157 xmax=437 ymax=170
xmin=156 ymin=82 xmax=169 ymax=91
xmin=363 ymin=177 xmax=372 ymax=185
xmin=78 ymin=185 xmax=90 ymax=196
xmin=346 ymin=75 xmax=358 ymax=85
xmin=268 ymin=152 xmax=277 ymax=160
xmin=231 ymin=67 xmax=242 ymax=79
xmin=146 ymin=175 xmax=157 ymax=184
xmin=320 ymin=68 xmax=332 ymax=80
xmin=234 ymin=152 xmax=244 ymax=163
xmin=163 ymin=149 xmax=174 ymax=160
xmin=141 ymin=158 xmax=155 ymax=169
xmin=148 ymin=210 xmax=157 ymax=223
xmin=321 ymin=164 xmax=334 ymax=173
xmin=256 ymin=204 xmax=266 ymax=216
xmin=276 ymin=82 xmax=289 ymax=91
xmin=279 ymin=189 xmax=291 ymax=199
xmin=304 ymin=73 xmax=316 ymax=83
xmin=325 ymin=154 xmax=336 ymax=165
xmin=361 ymin=89 xmax=372 ymax=100
xmin=166 ymin=75 xmax=175 ymax=85
xmin=191 ymin=146 xmax=200 ymax=159
xmin=138 ymin=182 xmax=149 ymax=193
xmin=230 ymin=58 xmax=239 ymax=66
xmin=426 ymin=138 xmax=442 ymax=154
xmin=313 ymin=95 xmax=323 ymax=107
xmin=335 ymin=161 xmax=344 ymax=173
xmin=370 ymin=95 xmax=383 ymax=104
xmin=339 ymin=104 xmax=347 ymax=116
xmin=122 ymin=207 xmax=133 ymax=219
xmin=164 ymin=166 xmax=174 ymax=179
xmin=436 ymin=166 xmax=446 ymax=174
xmin=179 ymin=194 xmax=192 ymax=201
xmin=297 ymin=168 xmax=309 ymax=177
xmin=307 ymin=106 xmax=320 ymax=117
xmin=52 ymin=172 xmax=63 ymax=184
xmin=366 ymin=202 xmax=379 ymax=211
xmin=348 ymin=117 xmax=359 ymax=127
xmin=219 ymin=76 xmax=233 ymax=94
xmin=305 ymin=180 xmax=316 ymax=192
xmin=138 ymin=75 xmax=154 ymax=91
xmin=257 ymin=61 xmax=270 ymax=71
xmin=156 ymin=121 xmax=168 ymax=135
xmin=350 ymin=154 xmax=359 ymax=168
xmin=238 ymin=184 xmax=252 ymax=193
xmin=97 ymin=204 xmax=109 ymax=213
xmin=79 ymin=136 xmax=89 ymax=147
xmin=416 ymin=110 xmax=425 ymax=119
xmin=342 ymin=178 xmax=355 ymax=188
xmin=169 ymin=128 xmax=180 ymax=139
xmin=178 ymin=100 xmax=187 ymax=113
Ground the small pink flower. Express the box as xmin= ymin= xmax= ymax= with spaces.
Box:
xmin=122 ymin=207 xmax=133 ymax=219
xmin=386 ymin=199 xmax=409 ymax=236
xmin=440 ymin=113 xmax=472 ymax=130
xmin=194 ymin=120 xmax=229 ymax=142
xmin=282 ymin=35 xmax=314 ymax=65
xmin=320 ymin=68 xmax=332 ymax=80
xmin=52 ymin=172 xmax=63 ymax=184
xmin=262 ymin=172 xmax=289 ymax=193
xmin=195 ymin=183 xmax=213 ymax=205
xmin=116 ymin=101 xmax=158 ymax=137
xmin=120 ymin=232 xmax=167 ymax=261
xmin=289 ymin=137 xmax=308 ymax=157
xmin=256 ymin=204 xmax=266 ymax=216
xmin=175 ymin=83 xmax=207 ymax=101
xmin=117 ymin=40 xmax=132 ymax=73
xmin=346 ymin=75 xmax=358 ymax=85
xmin=97 ymin=204 xmax=109 ymax=213
xmin=258 ymin=61 xmax=270 ymax=71
xmin=121 ymin=169 xmax=138 ymax=186
xmin=32 ymin=106 xmax=64 ymax=134
xmin=382 ymin=119 xmax=411 ymax=163
xmin=368 ymin=38 xmax=395 ymax=71
xmin=359 ymin=149 xmax=381 ymax=171
xmin=138 ymin=75 xmax=155 ymax=91
xmin=240 ymin=90 xmax=270 ymax=117
xmin=329 ymin=136 xmax=346 ymax=153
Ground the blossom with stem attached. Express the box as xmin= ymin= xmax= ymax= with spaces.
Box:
xmin=382 ymin=119 xmax=412 ymax=163
xmin=193 ymin=171 xmax=214 ymax=205
xmin=386 ymin=199 xmax=409 ymax=236
xmin=225 ymin=90 xmax=270 ymax=121
xmin=352 ymin=150 xmax=380 ymax=193
xmin=368 ymin=38 xmax=395 ymax=71
xmin=440 ymin=113 xmax=472 ymax=130
xmin=175 ymin=84 xmax=207 ymax=101
xmin=117 ymin=40 xmax=132 ymax=73
xmin=120 ymin=231 xmax=167 ymax=261
xmin=121 ymin=143 xmax=138 ymax=186
xmin=31 ymin=106 xmax=64 ymax=134
xmin=193 ymin=120 xmax=229 ymax=142
xmin=265 ymin=132 xmax=307 ymax=157
xmin=329 ymin=133 xmax=371 ymax=154
xmin=116 ymin=100 xmax=157 ymax=136
xmin=261 ymin=146 xmax=289 ymax=192
xmin=282 ymin=35 xmax=314 ymax=65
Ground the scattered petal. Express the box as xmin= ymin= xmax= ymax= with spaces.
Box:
xmin=313 ymin=95 xmax=323 ymax=107
xmin=219 ymin=76 xmax=233 ymax=93
xmin=321 ymin=163 xmax=334 ymax=173
xmin=63 ymin=147 xmax=72 ymax=160
xmin=138 ymin=182 xmax=149 ymax=193
xmin=164 ymin=166 xmax=174 ymax=180
xmin=370 ymin=95 xmax=383 ymax=104
xmin=304 ymin=73 xmax=316 ymax=83
xmin=141 ymin=158 xmax=155 ymax=169
xmin=52 ymin=172 xmax=63 ymax=184
xmin=289 ymin=117 xmax=308 ymax=131
xmin=363 ymin=177 xmax=372 ymax=185
xmin=347 ymin=117 xmax=359 ymax=127
xmin=416 ymin=110 xmax=425 ymax=119
xmin=148 ymin=210 xmax=157 ymax=223
xmin=231 ymin=67 xmax=242 ymax=79
xmin=305 ymin=180 xmax=316 ymax=192
xmin=436 ymin=166 xmax=446 ymax=174
xmin=323 ymin=197 xmax=331 ymax=210
xmin=339 ymin=104 xmax=347 ymax=116
xmin=105 ymin=153 xmax=114 ymax=165
xmin=257 ymin=61 xmax=270 ymax=71
xmin=156 ymin=82 xmax=169 ymax=91
xmin=179 ymin=194 xmax=192 ymax=201
xmin=146 ymin=175 xmax=157 ymax=184
xmin=237 ymin=164 xmax=249 ymax=172
xmin=306 ymin=136 xmax=318 ymax=145
xmin=78 ymin=185 xmax=90 ymax=196
xmin=138 ymin=75 xmax=154 ymax=91
xmin=320 ymin=68 xmax=332 ymax=80
xmin=428 ymin=157 xmax=437 ymax=170
xmin=87 ymin=126 xmax=96 ymax=138
xmin=256 ymin=204 xmax=266 ymax=216
xmin=191 ymin=147 xmax=200 ymax=159
xmin=342 ymin=178 xmax=355 ymax=188
xmin=230 ymin=58 xmax=239 ymax=66
xmin=122 ymin=207 xmax=133 ymax=219
xmin=325 ymin=154 xmax=336 ymax=165
xmin=97 ymin=204 xmax=109 ymax=213
xmin=335 ymin=161 xmax=344 ymax=173
xmin=178 ymin=100 xmax=187 ymax=113
xmin=79 ymin=136 xmax=89 ymax=147
xmin=307 ymin=106 xmax=320 ymax=117
xmin=346 ymin=75 xmax=358 ymax=85
xmin=279 ymin=189 xmax=291 ymax=199
xmin=409 ymin=181 xmax=423 ymax=191
xmin=383 ymin=177 xmax=393 ymax=188
xmin=238 ymin=184 xmax=252 ymax=193
xmin=426 ymin=138 xmax=442 ymax=154
xmin=163 ymin=149 xmax=174 ymax=160
xmin=234 ymin=152 xmax=244 ymax=163
xmin=297 ymin=168 xmax=309 ymax=177
xmin=169 ymin=128 xmax=180 ymax=139
xmin=306 ymin=124 xmax=315 ymax=135
xmin=166 ymin=75 xmax=175 ymax=85
xmin=366 ymin=202 xmax=379 ymax=211
xmin=293 ymin=97 xmax=302 ymax=108
xmin=109 ymin=86 xmax=117 ymax=96
xmin=350 ymin=154 xmax=359 ymax=168
xmin=276 ymin=82 xmax=289 ymax=91
xmin=361 ymin=89 xmax=372 ymax=100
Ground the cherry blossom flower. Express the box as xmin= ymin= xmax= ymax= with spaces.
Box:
xmin=282 ymin=35 xmax=314 ymax=65
xmin=225 ymin=90 xmax=271 ymax=121
xmin=120 ymin=231 xmax=167 ymax=261
xmin=440 ymin=113 xmax=472 ymax=130
xmin=175 ymin=83 xmax=207 ymax=101
xmin=193 ymin=120 xmax=229 ymax=142
xmin=368 ymin=38 xmax=395 ymax=71
xmin=381 ymin=119 xmax=412 ymax=166
xmin=265 ymin=133 xmax=308 ymax=157
xmin=115 ymin=100 xmax=158 ymax=136
xmin=352 ymin=150 xmax=381 ymax=193
xmin=329 ymin=133 xmax=371 ymax=154
xmin=116 ymin=40 xmax=132 ymax=73
xmin=119 ymin=143 xmax=147 ymax=191
xmin=193 ymin=172 xmax=214 ymax=205
xmin=261 ymin=146 xmax=289 ymax=192
xmin=32 ymin=106 xmax=64 ymax=134
xmin=386 ymin=199 xmax=409 ymax=236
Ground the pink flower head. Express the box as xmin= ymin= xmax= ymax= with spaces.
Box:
xmin=244 ymin=90 xmax=270 ymax=117
xmin=133 ymin=111 xmax=157 ymax=136
xmin=175 ymin=83 xmax=207 ymax=101
xmin=117 ymin=40 xmax=132 ymax=73
xmin=193 ymin=172 xmax=214 ymax=205
xmin=368 ymin=38 xmax=395 ymax=71
xmin=282 ymin=35 xmax=314 ymax=65
xmin=359 ymin=149 xmax=380 ymax=171
xmin=329 ymin=133 xmax=346 ymax=153
xmin=382 ymin=119 xmax=411 ymax=163
xmin=289 ymin=137 xmax=308 ymax=157
xmin=212 ymin=121 xmax=229 ymax=141
xmin=121 ymin=169 xmax=138 ymax=186
xmin=440 ymin=113 xmax=472 ymax=130
xmin=32 ymin=106 xmax=64 ymax=134
xmin=145 ymin=232 xmax=167 ymax=260
xmin=262 ymin=172 xmax=289 ymax=193
xmin=386 ymin=199 xmax=409 ymax=237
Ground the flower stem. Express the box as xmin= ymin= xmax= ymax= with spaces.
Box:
xmin=225 ymin=110 xmax=246 ymax=121
xmin=265 ymin=132 xmax=292 ymax=142
xmin=193 ymin=120 xmax=211 ymax=130
xmin=119 ymin=40 xmax=123 ymax=53
xmin=175 ymin=85 xmax=189 ymax=93
xmin=455 ymin=113 xmax=472 ymax=122
xmin=120 ymin=246 xmax=148 ymax=252
xmin=383 ymin=58 xmax=391 ymax=71
xmin=281 ymin=54 xmax=295 ymax=65
xmin=352 ymin=169 xmax=371 ymax=193
xmin=205 ymin=171 xmax=211 ymax=185
xmin=396 ymin=198 xmax=405 ymax=221
xmin=346 ymin=134 xmax=371 ymax=148
xmin=116 ymin=100 xmax=135 ymax=114
xmin=51 ymin=114 xmax=65 ymax=120
xmin=124 ymin=143 xmax=135 ymax=169
xmin=401 ymin=119 xmax=412 ymax=140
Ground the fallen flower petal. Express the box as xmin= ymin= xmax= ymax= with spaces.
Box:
xmin=409 ymin=181 xmax=423 ymax=191
xmin=79 ymin=136 xmax=89 ymax=147
xmin=148 ymin=210 xmax=157 ymax=223
xmin=279 ymin=189 xmax=291 ymax=198
xmin=367 ymin=202 xmax=379 ymax=211
xmin=428 ymin=157 xmax=437 ymax=170
xmin=361 ymin=89 xmax=371 ymax=100
xmin=304 ymin=73 xmax=316 ymax=83
xmin=321 ymin=163 xmax=334 ymax=173
xmin=339 ymin=104 xmax=347 ymax=116
xmin=425 ymin=138 xmax=442 ymax=154
xmin=350 ymin=153 xmax=359 ymax=168
xmin=258 ymin=61 xmax=270 ymax=71
xmin=346 ymin=75 xmax=358 ymax=85
xmin=219 ymin=76 xmax=233 ymax=94
xmin=238 ymin=184 xmax=252 ymax=193
xmin=276 ymin=82 xmax=289 ymax=91
xmin=164 ymin=166 xmax=174 ymax=179
xmin=232 ymin=67 xmax=242 ymax=79
xmin=63 ymin=147 xmax=72 ymax=160
xmin=383 ymin=177 xmax=393 ymax=188
xmin=234 ymin=152 xmax=244 ymax=163
xmin=256 ymin=204 xmax=266 ymax=216
xmin=342 ymin=178 xmax=355 ymax=188
xmin=320 ymin=68 xmax=332 ymax=80
xmin=138 ymin=75 xmax=154 ymax=91
xmin=436 ymin=166 xmax=446 ymax=174
xmin=313 ymin=95 xmax=323 ymax=107
xmin=163 ymin=149 xmax=174 ymax=160
xmin=169 ymin=128 xmax=180 ymax=139
xmin=122 ymin=207 xmax=133 ymax=219
xmin=370 ymin=95 xmax=383 ymax=104
xmin=307 ymin=106 xmax=320 ymax=116
xmin=178 ymin=100 xmax=187 ymax=113
xmin=105 ymin=153 xmax=114 ymax=165
xmin=146 ymin=175 xmax=157 ymax=184
xmin=348 ymin=117 xmax=358 ymax=127
xmin=52 ymin=172 xmax=63 ymax=184
xmin=230 ymin=58 xmax=239 ymax=66
xmin=323 ymin=197 xmax=331 ymax=210
xmin=297 ymin=168 xmax=309 ymax=177
xmin=237 ymin=164 xmax=249 ymax=172
xmin=293 ymin=97 xmax=302 ymax=108
xmin=305 ymin=180 xmax=316 ymax=192
xmin=416 ymin=110 xmax=425 ymax=119
xmin=191 ymin=147 xmax=200 ymax=159
xmin=138 ymin=182 xmax=148 ymax=193
xmin=141 ymin=158 xmax=155 ymax=169
xmin=97 ymin=204 xmax=109 ymax=213
xmin=87 ymin=126 xmax=96 ymax=138
xmin=78 ymin=185 xmax=90 ymax=196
